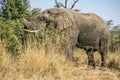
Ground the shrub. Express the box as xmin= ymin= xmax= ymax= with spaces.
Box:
xmin=0 ymin=19 xmax=24 ymax=54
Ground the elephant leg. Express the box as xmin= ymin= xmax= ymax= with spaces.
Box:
xmin=99 ymin=40 xmax=108 ymax=68
xmin=66 ymin=44 xmax=74 ymax=60
xmin=100 ymin=51 xmax=107 ymax=68
xmin=86 ymin=48 xmax=95 ymax=69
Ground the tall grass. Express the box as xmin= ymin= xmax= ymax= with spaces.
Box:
xmin=0 ymin=41 xmax=120 ymax=80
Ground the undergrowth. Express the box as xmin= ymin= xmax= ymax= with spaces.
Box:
xmin=0 ymin=42 xmax=120 ymax=80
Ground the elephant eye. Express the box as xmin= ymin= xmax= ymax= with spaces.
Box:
xmin=47 ymin=10 xmax=51 ymax=14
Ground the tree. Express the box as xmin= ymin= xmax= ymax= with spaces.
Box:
xmin=0 ymin=0 xmax=30 ymax=20
xmin=106 ymin=20 xmax=120 ymax=52
xmin=0 ymin=0 xmax=42 ymax=54
xmin=110 ymin=25 xmax=120 ymax=52
xmin=54 ymin=0 xmax=79 ymax=9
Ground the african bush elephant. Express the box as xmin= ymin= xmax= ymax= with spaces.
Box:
xmin=23 ymin=8 xmax=110 ymax=69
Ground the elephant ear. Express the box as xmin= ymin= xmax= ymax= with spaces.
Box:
xmin=55 ymin=9 xmax=74 ymax=31
xmin=43 ymin=8 xmax=74 ymax=31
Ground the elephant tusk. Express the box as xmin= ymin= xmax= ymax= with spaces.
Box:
xmin=24 ymin=29 xmax=40 ymax=33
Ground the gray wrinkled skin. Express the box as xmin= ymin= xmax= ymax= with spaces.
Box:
xmin=23 ymin=8 xmax=110 ymax=69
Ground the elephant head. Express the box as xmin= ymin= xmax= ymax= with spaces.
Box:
xmin=23 ymin=14 xmax=48 ymax=33
xmin=23 ymin=8 xmax=75 ymax=33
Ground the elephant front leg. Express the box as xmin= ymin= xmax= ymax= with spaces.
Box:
xmin=66 ymin=45 xmax=74 ymax=60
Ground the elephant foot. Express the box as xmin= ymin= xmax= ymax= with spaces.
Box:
xmin=66 ymin=55 xmax=73 ymax=60
xmin=101 ymin=62 xmax=107 ymax=67
xmin=99 ymin=67 xmax=108 ymax=71
xmin=87 ymin=60 xmax=95 ymax=69
xmin=100 ymin=62 xmax=108 ymax=71
xmin=87 ymin=65 xmax=95 ymax=70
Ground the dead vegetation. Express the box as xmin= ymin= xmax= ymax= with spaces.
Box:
xmin=0 ymin=42 xmax=120 ymax=80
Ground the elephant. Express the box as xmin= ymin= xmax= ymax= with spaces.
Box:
xmin=23 ymin=8 xmax=110 ymax=69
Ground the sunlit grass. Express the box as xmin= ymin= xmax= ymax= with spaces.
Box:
xmin=0 ymin=42 xmax=120 ymax=80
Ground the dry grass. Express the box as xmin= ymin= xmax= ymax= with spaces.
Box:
xmin=0 ymin=43 xmax=120 ymax=80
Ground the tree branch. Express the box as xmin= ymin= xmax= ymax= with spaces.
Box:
xmin=55 ymin=0 xmax=58 ymax=5
xmin=70 ymin=0 xmax=79 ymax=9
xmin=55 ymin=0 xmax=79 ymax=9
xmin=60 ymin=3 xmax=65 ymax=8
xmin=55 ymin=0 xmax=61 ymax=8
xmin=65 ymin=0 xmax=68 ymax=8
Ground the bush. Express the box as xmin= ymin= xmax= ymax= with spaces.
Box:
xmin=109 ymin=25 xmax=120 ymax=52
xmin=0 ymin=19 xmax=24 ymax=54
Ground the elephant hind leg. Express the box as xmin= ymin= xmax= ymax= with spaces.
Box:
xmin=99 ymin=43 xmax=108 ymax=68
xmin=99 ymin=50 xmax=107 ymax=68
xmin=99 ymin=39 xmax=108 ymax=68
xmin=85 ymin=48 xmax=95 ymax=69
